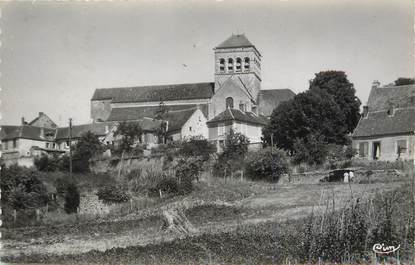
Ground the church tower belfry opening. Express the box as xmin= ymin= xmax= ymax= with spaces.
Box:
xmin=213 ymin=34 xmax=262 ymax=101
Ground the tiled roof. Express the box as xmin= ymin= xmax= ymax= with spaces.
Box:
xmin=216 ymin=34 xmax=255 ymax=49
xmin=367 ymin=84 xmax=415 ymax=111
xmin=258 ymin=89 xmax=296 ymax=117
xmin=0 ymin=125 xmax=56 ymax=141
xmin=91 ymin=82 xmax=214 ymax=103
xmin=164 ymin=108 xmax=199 ymax=133
xmin=55 ymin=122 xmax=116 ymax=140
xmin=207 ymin=108 xmax=268 ymax=126
xmin=106 ymin=104 xmax=209 ymax=121
xmin=352 ymin=108 xmax=415 ymax=138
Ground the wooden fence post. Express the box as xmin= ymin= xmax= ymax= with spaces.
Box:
xmin=36 ymin=209 xmax=40 ymax=222
xmin=13 ymin=209 xmax=17 ymax=224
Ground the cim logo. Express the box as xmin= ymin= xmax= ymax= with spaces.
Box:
xmin=372 ymin=243 xmax=400 ymax=254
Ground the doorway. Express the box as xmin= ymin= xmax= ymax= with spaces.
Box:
xmin=372 ymin=142 xmax=381 ymax=160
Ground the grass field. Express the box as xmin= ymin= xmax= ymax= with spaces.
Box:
xmin=1 ymin=169 xmax=413 ymax=264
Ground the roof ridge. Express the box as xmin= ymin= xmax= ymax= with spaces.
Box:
xmin=97 ymin=81 xmax=214 ymax=90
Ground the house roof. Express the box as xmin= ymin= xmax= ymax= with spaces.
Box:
xmin=352 ymin=108 xmax=415 ymax=138
xmin=258 ymin=89 xmax=296 ymax=117
xmin=367 ymin=84 xmax=415 ymax=112
xmin=106 ymin=104 xmax=209 ymax=122
xmin=207 ymin=108 xmax=268 ymax=126
xmin=28 ymin=112 xmax=58 ymax=128
xmin=216 ymin=34 xmax=255 ymax=49
xmin=55 ymin=122 xmax=115 ymax=140
xmin=164 ymin=108 xmax=200 ymax=133
xmin=0 ymin=125 xmax=56 ymax=141
xmin=91 ymin=82 xmax=214 ymax=103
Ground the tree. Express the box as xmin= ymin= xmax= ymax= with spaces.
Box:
xmin=309 ymin=71 xmax=361 ymax=133
xmin=0 ymin=165 xmax=49 ymax=209
xmin=263 ymin=88 xmax=348 ymax=153
xmin=214 ymin=130 xmax=250 ymax=177
xmin=114 ymin=121 xmax=143 ymax=154
xmin=64 ymin=182 xmax=80 ymax=214
xmin=394 ymin=77 xmax=415 ymax=86
xmin=70 ymin=131 xmax=103 ymax=173
xmin=154 ymin=101 xmax=169 ymax=144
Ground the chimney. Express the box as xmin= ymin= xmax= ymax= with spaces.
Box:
xmin=21 ymin=117 xmax=26 ymax=125
xmin=372 ymin=80 xmax=381 ymax=89
xmin=362 ymin=106 xmax=369 ymax=118
xmin=39 ymin=112 xmax=44 ymax=117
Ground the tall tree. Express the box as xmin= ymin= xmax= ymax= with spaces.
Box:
xmin=114 ymin=121 xmax=143 ymax=154
xmin=262 ymin=88 xmax=348 ymax=154
xmin=309 ymin=71 xmax=361 ymax=133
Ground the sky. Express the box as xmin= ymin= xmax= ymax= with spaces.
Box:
xmin=1 ymin=0 xmax=413 ymax=127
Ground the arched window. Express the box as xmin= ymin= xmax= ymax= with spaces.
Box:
xmin=236 ymin=58 xmax=242 ymax=72
xmin=226 ymin=97 xmax=234 ymax=109
xmin=219 ymin=58 xmax=225 ymax=72
xmin=228 ymin=58 xmax=234 ymax=72
xmin=244 ymin=57 xmax=250 ymax=71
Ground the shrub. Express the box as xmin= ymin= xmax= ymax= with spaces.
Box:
xmin=325 ymin=144 xmax=357 ymax=169
xmin=292 ymin=133 xmax=328 ymax=165
xmin=97 ymin=186 xmax=130 ymax=204
xmin=0 ymin=165 xmax=49 ymax=209
xmin=34 ymin=153 xmax=61 ymax=172
xmin=174 ymin=157 xmax=203 ymax=194
xmin=213 ymin=130 xmax=250 ymax=177
xmin=149 ymin=177 xmax=179 ymax=197
xmin=64 ymin=182 xmax=80 ymax=214
xmin=245 ymin=148 xmax=290 ymax=182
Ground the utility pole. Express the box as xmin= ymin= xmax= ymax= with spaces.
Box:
xmin=69 ymin=118 xmax=73 ymax=180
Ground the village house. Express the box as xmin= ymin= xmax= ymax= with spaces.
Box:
xmin=90 ymin=34 xmax=295 ymax=147
xmin=0 ymin=114 xmax=164 ymax=167
xmin=352 ymin=81 xmax=415 ymax=162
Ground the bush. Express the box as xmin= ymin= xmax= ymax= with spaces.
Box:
xmin=0 ymin=165 xmax=49 ymax=209
xmin=150 ymin=177 xmax=179 ymax=197
xmin=64 ymin=182 xmax=80 ymax=214
xmin=292 ymin=133 xmax=328 ymax=165
xmin=34 ymin=153 xmax=61 ymax=172
xmin=213 ymin=130 xmax=250 ymax=177
xmin=97 ymin=186 xmax=130 ymax=204
xmin=325 ymin=144 xmax=357 ymax=169
xmin=174 ymin=157 xmax=203 ymax=194
xmin=245 ymin=148 xmax=290 ymax=182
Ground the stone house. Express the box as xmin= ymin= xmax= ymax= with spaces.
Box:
xmin=90 ymin=34 xmax=295 ymax=147
xmin=352 ymin=81 xmax=415 ymax=162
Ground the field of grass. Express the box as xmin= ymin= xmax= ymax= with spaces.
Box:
xmin=1 ymin=168 xmax=413 ymax=264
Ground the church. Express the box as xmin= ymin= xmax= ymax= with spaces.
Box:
xmin=91 ymin=34 xmax=295 ymax=147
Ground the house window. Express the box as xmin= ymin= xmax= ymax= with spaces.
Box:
xmin=226 ymin=97 xmax=234 ymax=109
xmin=358 ymin=142 xmax=368 ymax=158
xmin=66 ymin=141 xmax=69 ymax=147
xmin=228 ymin=58 xmax=234 ymax=72
xmin=46 ymin=142 xmax=50 ymax=149
xmin=13 ymin=139 xmax=18 ymax=149
xmin=397 ymin=140 xmax=407 ymax=156
xmin=3 ymin=141 xmax=8 ymax=150
xmin=236 ymin=57 xmax=242 ymax=72
xmin=219 ymin=58 xmax=225 ymax=72
xmin=189 ymin=126 xmax=192 ymax=132
xmin=52 ymin=143 xmax=56 ymax=149
xmin=244 ymin=57 xmax=250 ymax=70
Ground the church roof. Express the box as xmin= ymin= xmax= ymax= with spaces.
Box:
xmin=106 ymin=104 xmax=209 ymax=122
xmin=352 ymin=108 xmax=415 ymax=138
xmin=92 ymin=82 xmax=214 ymax=103
xmin=258 ymin=89 xmax=296 ymax=117
xmin=216 ymin=34 xmax=255 ymax=49
xmin=207 ymin=108 xmax=268 ymax=126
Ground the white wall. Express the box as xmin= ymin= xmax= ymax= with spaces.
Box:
xmin=180 ymin=109 xmax=209 ymax=139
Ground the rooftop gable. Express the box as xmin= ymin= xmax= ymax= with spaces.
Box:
xmin=367 ymin=84 xmax=415 ymax=112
